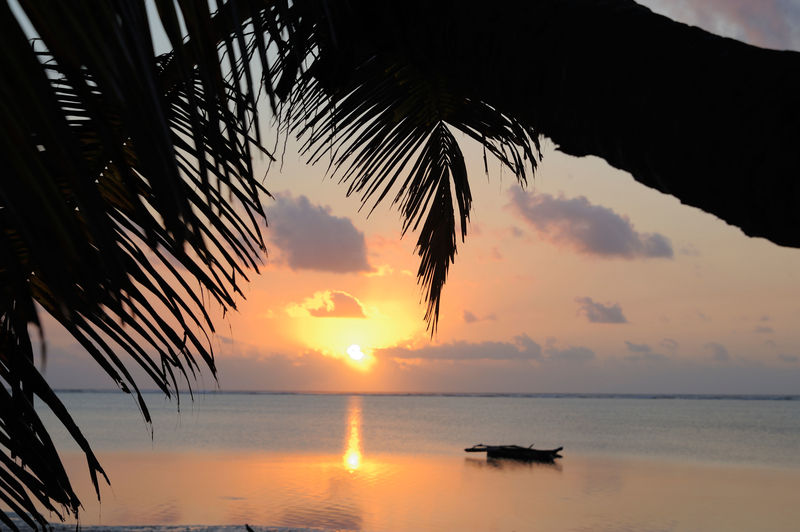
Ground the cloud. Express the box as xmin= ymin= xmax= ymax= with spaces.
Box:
xmin=754 ymin=326 xmax=774 ymax=333
xmin=778 ymin=354 xmax=799 ymax=363
xmin=384 ymin=335 xmax=590 ymax=364
xmin=545 ymin=344 xmax=596 ymax=363
xmin=625 ymin=341 xmax=651 ymax=353
xmin=705 ymin=343 xmax=730 ymax=362
xmin=576 ymin=297 xmax=628 ymax=324
xmin=695 ymin=311 xmax=712 ymax=323
xmin=507 ymin=188 xmax=673 ymax=259
xmin=287 ymin=290 xmax=368 ymax=319
xmin=623 ymin=341 xmax=670 ymax=362
xmin=266 ymin=193 xmax=372 ymax=273
xmin=660 ymin=339 xmax=679 ymax=352
xmin=308 ymin=291 xmax=367 ymax=318
xmin=380 ymin=334 xmax=542 ymax=361
xmin=463 ymin=310 xmax=497 ymax=324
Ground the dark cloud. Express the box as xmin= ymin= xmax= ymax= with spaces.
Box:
xmin=463 ymin=310 xmax=497 ymax=324
xmin=576 ymin=297 xmax=628 ymax=324
xmin=660 ymin=339 xmax=679 ymax=352
xmin=380 ymin=334 xmax=542 ymax=361
xmin=507 ymin=188 xmax=673 ymax=259
xmin=764 ymin=340 xmax=777 ymax=349
xmin=754 ymin=326 xmax=774 ymax=333
xmin=308 ymin=291 xmax=366 ymax=318
xmin=266 ymin=193 xmax=372 ymax=273
xmin=705 ymin=343 xmax=730 ymax=362
xmin=778 ymin=354 xmax=799 ymax=363
xmin=625 ymin=341 xmax=651 ymax=353
xmin=545 ymin=345 xmax=596 ymax=363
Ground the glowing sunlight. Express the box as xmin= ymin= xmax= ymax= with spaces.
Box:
xmin=343 ymin=396 xmax=362 ymax=471
xmin=347 ymin=344 xmax=365 ymax=360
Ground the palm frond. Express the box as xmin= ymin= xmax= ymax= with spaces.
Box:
xmin=290 ymin=51 xmax=541 ymax=332
xmin=0 ymin=0 xmax=281 ymax=528
xmin=1 ymin=0 xmax=540 ymax=527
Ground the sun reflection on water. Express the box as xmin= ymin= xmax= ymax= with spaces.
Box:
xmin=343 ymin=395 xmax=362 ymax=471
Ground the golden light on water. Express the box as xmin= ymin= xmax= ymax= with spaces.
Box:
xmin=343 ymin=396 xmax=362 ymax=471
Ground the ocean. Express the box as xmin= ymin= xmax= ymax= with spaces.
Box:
xmin=5 ymin=392 xmax=800 ymax=531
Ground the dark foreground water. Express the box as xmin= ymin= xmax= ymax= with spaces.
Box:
xmin=4 ymin=392 xmax=800 ymax=531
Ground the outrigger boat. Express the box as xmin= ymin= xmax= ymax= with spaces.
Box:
xmin=465 ymin=444 xmax=563 ymax=462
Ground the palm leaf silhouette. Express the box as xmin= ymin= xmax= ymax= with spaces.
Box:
xmin=0 ymin=0 xmax=277 ymax=527
xmin=4 ymin=0 xmax=800 ymax=528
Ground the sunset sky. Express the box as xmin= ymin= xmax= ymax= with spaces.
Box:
xmin=43 ymin=0 xmax=800 ymax=394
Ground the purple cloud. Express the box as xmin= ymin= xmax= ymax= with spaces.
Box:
xmin=625 ymin=341 xmax=651 ymax=353
xmin=624 ymin=341 xmax=670 ymax=362
xmin=308 ymin=291 xmax=366 ymax=318
xmin=266 ymin=193 xmax=372 ymax=273
xmin=545 ymin=344 xmax=595 ymax=363
xmin=380 ymin=334 xmax=542 ymax=361
xmin=576 ymin=297 xmax=628 ymax=324
xmin=507 ymin=188 xmax=673 ymax=259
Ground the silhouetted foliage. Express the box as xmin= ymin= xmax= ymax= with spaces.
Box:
xmin=3 ymin=0 xmax=799 ymax=528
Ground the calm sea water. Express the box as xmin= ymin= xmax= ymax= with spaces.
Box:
xmin=38 ymin=392 xmax=800 ymax=467
xmin=6 ymin=392 xmax=800 ymax=531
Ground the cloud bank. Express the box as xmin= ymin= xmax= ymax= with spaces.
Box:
xmin=507 ymin=188 xmax=673 ymax=259
xmin=380 ymin=334 xmax=542 ymax=361
xmin=40 ymin=342 xmax=800 ymax=396
xmin=266 ymin=194 xmax=372 ymax=273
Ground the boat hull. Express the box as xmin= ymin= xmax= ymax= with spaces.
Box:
xmin=465 ymin=444 xmax=563 ymax=462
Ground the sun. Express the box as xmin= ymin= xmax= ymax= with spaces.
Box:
xmin=346 ymin=344 xmax=364 ymax=361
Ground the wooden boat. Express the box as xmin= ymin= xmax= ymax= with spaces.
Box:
xmin=464 ymin=444 xmax=563 ymax=462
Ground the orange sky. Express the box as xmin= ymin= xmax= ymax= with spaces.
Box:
xmin=40 ymin=0 xmax=800 ymax=395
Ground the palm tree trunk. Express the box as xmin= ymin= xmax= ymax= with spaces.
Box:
xmin=355 ymin=0 xmax=800 ymax=247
